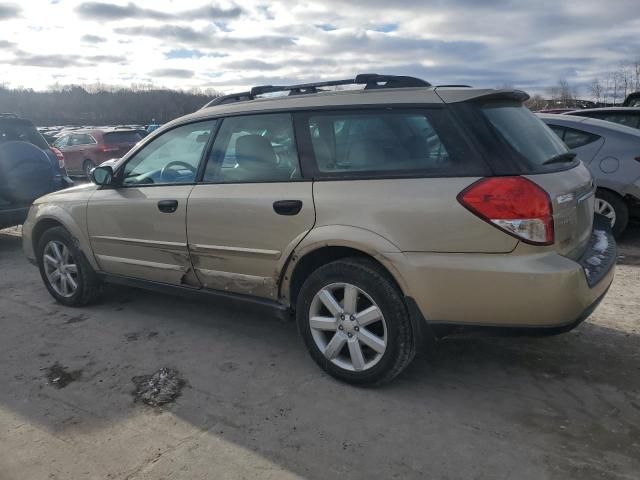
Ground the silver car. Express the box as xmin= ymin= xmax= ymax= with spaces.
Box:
xmin=538 ymin=113 xmax=640 ymax=236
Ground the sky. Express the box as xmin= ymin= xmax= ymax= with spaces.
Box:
xmin=0 ymin=0 xmax=639 ymax=95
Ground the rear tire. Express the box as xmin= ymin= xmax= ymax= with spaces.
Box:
xmin=83 ymin=160 xmax=95 ymax=178
xmin=37 ymin=226 xmax=102 ymax=306
xmin=595 ymin=189 xmax=628 ymax=238
xmin=296 ymin=257 xmax=415 ymax=386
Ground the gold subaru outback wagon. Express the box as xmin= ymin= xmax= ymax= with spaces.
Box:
xmin=23 ymin=74 xmax=616 ymax=385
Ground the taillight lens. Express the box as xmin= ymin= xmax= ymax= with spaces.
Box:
xmin=457 ymin=177 xmax=554 ymax=245
xmin=49 ymin=146 xmax=65 ymax=169
xmin=100 ymin=145 xmax=119 ymax=153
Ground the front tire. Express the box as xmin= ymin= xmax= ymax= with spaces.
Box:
xmin=37 ymin=226 xmax=102 ymax=306
xmin=296 ymin=257 xmax=416 ymax=386
xmin=595 ymin=189 xmax=628 ymax=238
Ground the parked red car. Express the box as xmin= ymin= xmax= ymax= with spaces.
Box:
xmin=52 ymin=128 xmax=145 ymax=176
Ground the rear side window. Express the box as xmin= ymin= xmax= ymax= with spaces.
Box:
xmin=561 ymin=128 xmax=601 ymax=149
xmin=104 ymin=131 xmax=144 ymax=144
xmin=203 ymin=113 xmax=301 ymax=183
xmin=302 ymin=109 xmax=485 ymax=178
xmin=480 ymin=103 xmax=570 ymax=171
xmin=0 ymin=120 xmax=49 ymax=149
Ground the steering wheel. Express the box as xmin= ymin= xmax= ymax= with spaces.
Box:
xmin=160 ymin=161 xmax=197 ymax=182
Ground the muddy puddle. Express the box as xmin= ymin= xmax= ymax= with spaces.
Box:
xmin=131 ymin=368 xmax=185 ymax=407
xmin=45 ymin=362 xmax=82 ymax=388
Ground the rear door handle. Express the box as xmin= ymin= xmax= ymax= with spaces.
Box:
xmin=158 ymin=199 xmax=178 ymax=213
xmin=273 ymin=200 xmax=303 ymax=216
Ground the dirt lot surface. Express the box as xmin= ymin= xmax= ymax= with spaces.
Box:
xmin=0 ymin=224 xmax=639 ymax=479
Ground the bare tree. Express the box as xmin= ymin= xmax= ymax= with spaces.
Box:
xmin=525 ymin=94 xmax=546 ymax=111
xmin=589 ymin=78 xmax=603 ymax=105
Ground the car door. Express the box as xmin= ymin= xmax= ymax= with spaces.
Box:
xmin=87 ymin=120 xmax=217 ymax=285
xmin=53 ymin=135 xmax=81 ymax=174
xmin=187 ymin=112 xmax=315 ymax=299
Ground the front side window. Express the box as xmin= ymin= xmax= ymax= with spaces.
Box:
xmin=203 ymin=113 xmax=301 ymax=183
xmin=71 ymin=133 xmax=96 ymax=146
xmin=121 ymin=120 xmax=216 ymax=185
xmin=53 ymin=135 xmax=70 ymax=148
xmin=305 ymin=109 xmax=478 ymax=176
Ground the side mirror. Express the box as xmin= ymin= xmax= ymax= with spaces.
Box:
xmin=90 ymin=165 xmax=114 ymax=186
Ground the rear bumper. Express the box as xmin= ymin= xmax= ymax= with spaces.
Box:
xmin=388 ymin=217 xmax=616 ymax=329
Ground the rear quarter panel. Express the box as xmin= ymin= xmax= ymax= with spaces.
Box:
xmin=312 ymin=177 xmax=518 ymax=253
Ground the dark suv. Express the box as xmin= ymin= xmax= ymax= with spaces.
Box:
xmin=0 ymin=114 xmax=72 ymax=229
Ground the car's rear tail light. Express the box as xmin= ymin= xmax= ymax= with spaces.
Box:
xmin=49 ymin=146 xmax=65 ymax=169
xmin=100 ymin=145 xmax=120 ymax=153
xmin=457 ymin=177 xmax=554 ymax=245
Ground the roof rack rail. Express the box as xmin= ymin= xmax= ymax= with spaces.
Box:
xmin=434 ymin=84 xmax=471 ymax=88
xmin=0 ymin=113 xmax=19 ymax=118
xmin=201 ymin=91 xmax=252 ymax=109
xmin=200 ymin=73 xmax=431 ymax=109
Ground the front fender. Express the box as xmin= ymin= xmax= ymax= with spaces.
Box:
xmin=24 ymin=202 xmax=98 ymax=270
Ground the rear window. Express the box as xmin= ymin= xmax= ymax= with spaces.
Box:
xmin=303 ymin=109 xmax=486 ymax=178
xmin=0 ymin=119 xmax=49 ymax=149
xmin=480 ymin=103 xmax=571 ymax=171
xmin=104 ymin=131 xmax=144 ymax=145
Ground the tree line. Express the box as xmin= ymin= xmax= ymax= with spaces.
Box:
xmin=526 ymin=60 xmax=640 ymax=110
xmin=0 ymin=83 xmax=222 ymax=126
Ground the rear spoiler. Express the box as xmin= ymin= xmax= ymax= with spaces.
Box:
xmin=435 ymin=88 xmax=529 ymax=104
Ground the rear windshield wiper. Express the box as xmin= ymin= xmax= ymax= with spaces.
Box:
xmin=542 ymin=152 xmax=577 ymax=165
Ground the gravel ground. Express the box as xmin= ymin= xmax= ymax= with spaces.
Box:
xmin=0 ymin=224 xmax=638 ymax=480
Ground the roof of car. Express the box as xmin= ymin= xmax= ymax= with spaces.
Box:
xmin=171 ymin=85 xmax=527 ymax=130
xmin=565 ymin=107 xmax=640 ymax=115
xmin=537 ymin=113 xmax=640 ymax=136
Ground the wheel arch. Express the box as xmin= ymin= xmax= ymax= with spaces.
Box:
xmin=279 ymin=225 xmax=409 ymax=309
xmin=29 ymin=207 xmax=99 ymax=270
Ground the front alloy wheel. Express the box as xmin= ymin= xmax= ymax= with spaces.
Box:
xmin=309 ymin=282 xmax=387 ymax=372
xmin=43 ymin=240 xmax=79 ymax=297
xmin=37 ymin=226 xmax=103 ymax=306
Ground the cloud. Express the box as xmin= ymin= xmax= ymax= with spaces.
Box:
xmin=11 ymin=53 xmax=88 ymax=68
xmin=7 ymin=50 xmax=126 ymax=68
xmin=0 ymin=2 xmax=20 ymax=20
xmin=85 ymin=54 xmax=127 ymax=63
xmin=81 ymin=34 xmax=106 ymax=44
xmin=76 ymin=1 xmax=243 ymax=22
xmin=150 ymin=68 xmax=194 ymax=78
xmin=1 ymin=0 xmax=639 ymax=96
xmin=114 ymin=24 xmax=295 ymax=50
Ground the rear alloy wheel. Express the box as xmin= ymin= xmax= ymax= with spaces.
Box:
xmin=595 ymin=190 xmax=628 ymax=238
xmin=83 ymin=160 xmax=95 ymax=178
xmin=296 ymin=257 xmax=416 ymax=385
xmin=309 ymin=283 xmax=387 ymax=372
xmin=37 ymin=226 xmax=102 ymax=306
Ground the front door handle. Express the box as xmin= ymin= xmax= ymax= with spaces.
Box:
xmin=158 ymin=199 xmax=178 ymax=213
xmin=273 ymin=200 xmax=303 ymax=216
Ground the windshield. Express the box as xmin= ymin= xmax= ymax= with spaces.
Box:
xmin=481 ymin=102 xmax=571 ymax=171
